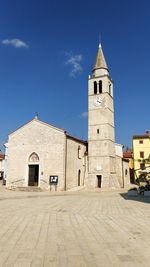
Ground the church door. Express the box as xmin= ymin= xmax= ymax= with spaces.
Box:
xmin=28 ymin=165 xmax=39 ymax=186
xmin=97 ymin=175 xmax=102 ymax=188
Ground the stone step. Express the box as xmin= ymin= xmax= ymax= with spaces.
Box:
xmin=10 ymin=186 xmax=43 ymax=192
xmin=67 ymin=186 xmax=85 ymax=192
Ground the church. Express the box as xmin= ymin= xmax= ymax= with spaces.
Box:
xmin=4 ymin=44 xmax=130 ymax=191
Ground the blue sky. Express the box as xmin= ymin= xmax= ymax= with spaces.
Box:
xmin=0 ymin=0 xmax=150 ymax=150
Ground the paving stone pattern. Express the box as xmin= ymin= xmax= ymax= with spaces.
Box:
xmin=0 ymin=188 xmax=150 ymax=266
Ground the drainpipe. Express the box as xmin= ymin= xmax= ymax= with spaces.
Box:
xmin=64 ymin=132 xmax=67 ymax=191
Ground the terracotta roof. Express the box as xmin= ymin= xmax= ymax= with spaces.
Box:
xmin=66 ymin=133 xmax=87 ymax=145
xmin=133 ymin=135 xmax=150 ymax=139
xmin=123 ymin=151 xmax=133 ymax=159
xmin=0 ymin=153 xmax=5 ymax=160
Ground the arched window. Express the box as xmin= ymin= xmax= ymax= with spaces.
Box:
xmin=109 ymin=84 xmax=111 ymax=95
xmin=97 ymin=175 xmax=102 ymax=188
xmin=78 ymin=170 xmax=81 ymax=186
xmin=29 ymin=152 xmax=39 ymax=162
xmin=78 ymin=146 xmax=81 ymax=159
xmin=94 ymin=81 xmax=97 ymax=94
xmin=99 ymin=80 xmax=102 ymax=93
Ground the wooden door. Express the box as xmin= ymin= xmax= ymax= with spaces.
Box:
xmin=97 ymin=175 xmax=102 ymax=188
xmin=28 ymin=165 xmax=39 ymax=186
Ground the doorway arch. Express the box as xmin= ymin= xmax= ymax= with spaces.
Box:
xmin=29 ymin=152 xmax=39 ymax=162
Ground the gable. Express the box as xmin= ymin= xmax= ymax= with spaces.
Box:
xmin=9 ymin=119 xmax=64 ymax=137
xmin=8 ymin=119 xmax=65 ymax=146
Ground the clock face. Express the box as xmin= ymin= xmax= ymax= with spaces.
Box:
xmin=94 ymin=96 xmax=102 ymax=106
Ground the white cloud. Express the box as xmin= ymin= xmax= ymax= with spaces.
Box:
xmin=2 ymin=39 xmax=29 ymax=48
xmin=81 ymin=111 xmax=88 ymax=118
xmin=65 ymin=53 xmax=83 ymax=77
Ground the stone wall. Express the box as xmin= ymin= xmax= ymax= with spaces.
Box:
xmin=66 ymin=136 xmax=87 ymax=189
xmin=115 ymin=156 xmax=130 ymax=188
xmin=123 ymin=160 xmax=130 ymax=187
xmin=115 ymin=156 xmax=124 ymax=187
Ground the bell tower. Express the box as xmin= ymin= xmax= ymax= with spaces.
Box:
xmin=88 ymin=44 xmax=119 ymax=188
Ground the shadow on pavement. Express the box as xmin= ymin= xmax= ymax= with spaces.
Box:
xmin=120 ymin=192 xmax=150 ymax=204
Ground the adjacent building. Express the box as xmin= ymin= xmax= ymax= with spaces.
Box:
xmin=133 ymin=131 xmax=150 ymax=178
xmin=123 ymin=149 xmax=134 ymax=183
xmin=115 ymin=144 xmax=130 ymax=188
xmin=0 ymin=153 xmax=5 ymax=180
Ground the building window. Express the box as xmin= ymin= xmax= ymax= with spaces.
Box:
xmin=140 ymin=151 xmax=144 ymax=158
xmin=78 ymin=170 xmax=81 ymax=186
xmin=125 ymin=169 xmax=128 ymax=175
xmin=97 ymin=129 xmax=99 ymax=134
xmin=99 ymin=80 xmax=102 ymax=93
xmin=94 ymin=81 xmax=97 ymax=94
xmin=139 ymin=140 xmax=143 ymax=144
xmin=140 ymin=163 xmax=145 ymax=170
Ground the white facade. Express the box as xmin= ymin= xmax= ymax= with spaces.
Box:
xmin=0 ymin=154 xmax=5 ymax=179
xmin=115 ymin=143 xmax=123 ymax=158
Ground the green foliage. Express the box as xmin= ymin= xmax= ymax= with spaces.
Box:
xmin=145 ymin=156 xmax=150 ymax=164
xmin=136 ymin=173 xmax=148 ymax=185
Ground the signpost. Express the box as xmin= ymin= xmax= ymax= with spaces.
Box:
xmin=49 ymin=176 xmax=58 ymax=191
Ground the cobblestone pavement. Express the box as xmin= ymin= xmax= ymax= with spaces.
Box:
xmin=0 ymin=187 xmax=150 ymax=266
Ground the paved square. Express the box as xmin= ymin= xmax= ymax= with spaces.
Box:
xmin=0 ymin=187 xmax=150 ymax=266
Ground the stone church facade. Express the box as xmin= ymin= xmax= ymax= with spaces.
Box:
xmin=5 ymin=44 xmax=130 ymax=191
xmin=5 ymin=119 xmax=87 ymax=191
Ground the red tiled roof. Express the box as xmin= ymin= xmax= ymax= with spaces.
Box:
xmin=0 ymin=153 xmax=5 ymax=160
xmin=133 ymin=135 xmax=150 ymax=139
xmin=66 ymin=133 xmax=87 ymax=145
xmin=123 ymin=151 xmax=133 ymax=159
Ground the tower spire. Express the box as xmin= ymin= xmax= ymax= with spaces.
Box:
xmin=93 ymin=43 xmax=108 ymax=73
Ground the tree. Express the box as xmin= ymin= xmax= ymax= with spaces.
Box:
xmin=135 ymin=154 xmax=150 ymax=185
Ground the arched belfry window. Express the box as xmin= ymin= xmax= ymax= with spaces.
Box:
xmin=109 ymin=84 xmax=111 ymax=95
xmin=78 ymin=146 xmax=81 ymax=159
xmin=94 ymin=81 xmax=97 ymax=94
xmin=99 ymin=80 xmax=102 ymax=93
xmin=29 ymin=152 xmax=39 ymax=162
xmin=78 ymin=170 xmax=81 ymax=186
